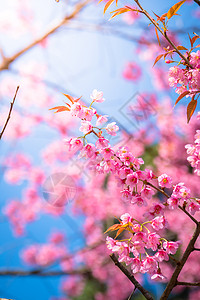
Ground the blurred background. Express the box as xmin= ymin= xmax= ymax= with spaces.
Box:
xmin=0 ymin=0 xmax=200 ymax=299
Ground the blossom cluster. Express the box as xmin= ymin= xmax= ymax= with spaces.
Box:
xmin=106 ymin=213 xmax=180 ymax=281
xmin=21 ymin=232 xmax=67 ymax=266
xmin=168 ymin=50 xmax=200 ymax=96
xmin=167 ymin=182 xmax=200 ymax=215
xmin=185 ymin=118 xmax=200 ymax=176
xmin=52 ymin=89 xmax=200 ymax=280
xmin=62 ymin=91 xmax=199 ymax=217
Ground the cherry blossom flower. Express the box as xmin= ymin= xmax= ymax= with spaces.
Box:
xmin=90 ymin=89 xmax=105 ymax=103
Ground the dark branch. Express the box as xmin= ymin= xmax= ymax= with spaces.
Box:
xmin=110 ymin=253 xmax=153 ymax=300
xmin=160 ymin=223 xmax=200 ymax=300
xmin=176 ymin=281 xmax=200 ymax=287
xmin=194 ymin=0 xmax=200 ymax=6
xmin=193 ymin=247 xmax=200 ymax=251
xmin=0 ymin=86 xmax=19 ymax=140
xmin=0 ymin=268 xmax=90 ymax=277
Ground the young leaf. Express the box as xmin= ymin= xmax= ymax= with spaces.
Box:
xmin=187 ymin=97 xmax=197 ymax=123
xmin=167 ymin=0 xmax=186 ymax=20
xmin=109 ymin=7 xmax=131 ymax=20
xmin=153 ymin=54 xmax=164 ymax=67
xmin=115 ymin=227 xmax=125 ymax=238
xmin=104 ymin=0 xmax=115 ymax=14
xmin=49 ymin=106 xmax=70 ymax=113
xmin=174 ymin=90 xmax=190 ymax=107
xmin=177 ymin=45 xmax=187 ymax=50
xmin=155 ymin=27 xmax=161 ymax=46
xmin=63 ymin=93 xmax=75 ymax=104
xmin=191 ymin=35 xmax=199 ymax=47
xmin=104 ymin=223 xmax=122 ymax=233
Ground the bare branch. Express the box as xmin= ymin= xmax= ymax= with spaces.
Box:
xmin=0 ymin=0 xmax=91 ymax=71
xmin=110 ymin=253 xmax=154 ymax=300
xmin=0 ymin=86 xmax=19 ymax=140
xmin=0 ymin=269 xmax=90 ymax=277
xmin=176 ymin=281 xmax=200 ymax=286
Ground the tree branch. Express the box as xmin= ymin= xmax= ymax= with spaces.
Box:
xmin=176 ymin=281 xmax=200 ymax=286
xmin=0 ymin=86 xmax=19 ymax=140
xmin=0 ymin=268 xmax=90 ymax=277
xmin=133 ymin=0 xmax=193 ymax=68
xmin=110 ymin=253 xmax=154 ymax=300
xmin=160 ymin=223 xmax=200 ymax=300
xmin=0 ymin=0 xmax=91 ymax=71
xmin=194 ymin=0 xmax=200 ymax=6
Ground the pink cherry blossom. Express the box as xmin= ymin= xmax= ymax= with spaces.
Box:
xmin=90 ymin=89 xmax=105 ymax=103
xmin=163 ymin=241 xmax=180 ymax=255
xmin=96 ymin=115 xmax=108 ymax=126
xmin=79 ymin=120 xmax=93 ymax=134
xmin=158 ymin=174 xmax=173 ymax=188
xmin=105 ymin=122 xmax=119 ymax=136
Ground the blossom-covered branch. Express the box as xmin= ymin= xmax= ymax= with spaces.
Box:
xmin=50 ymin=89 xmax=200 ymax=300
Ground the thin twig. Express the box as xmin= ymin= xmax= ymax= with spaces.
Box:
xmin=176 ymin=281 xmax=200 ymax=286
xmin=0 ymin=86 xmax=19 ymax=140
xmin=178 ymin=205 xmax=199 ymax=226
xmin=110 ymin=253 xmax=154 ymax=300
xmin=193 ymin=247 xmax=200 ymax=251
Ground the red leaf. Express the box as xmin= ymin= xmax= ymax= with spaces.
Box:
xmin=187 ymin=97 xmax=197 ymax=123
xmin=155 ymin=27 xmax=161 ymax=46
xmin=74 ymin=96 xmax=82 ymax=103
xmin=115 ymin=227 xmax=125 ymax=238
xmin=191 ymin=36 xmax=199 ymax=47
xmin=174 ymin=91 xmax=190 ymax=107
xmin=49 ymin=106 xmax=70 ymax=113
xmin=104 ymin=223 xmax=122 ymax=233
xmin=63 ymin=93 xmax=75 ymax=104
xmin=104 ymin=0 xmax=115 ymax=14
xmin=109 ymin=7 xmax=131 ymax=20
xmin=177 ymin=45 xmax=187 ymax=50
xmin=153 ymin=54 xmax=164 ymax=67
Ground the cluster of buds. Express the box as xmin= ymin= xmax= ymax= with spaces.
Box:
xmin=106 ymin=213 xmax=180 ymax=281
